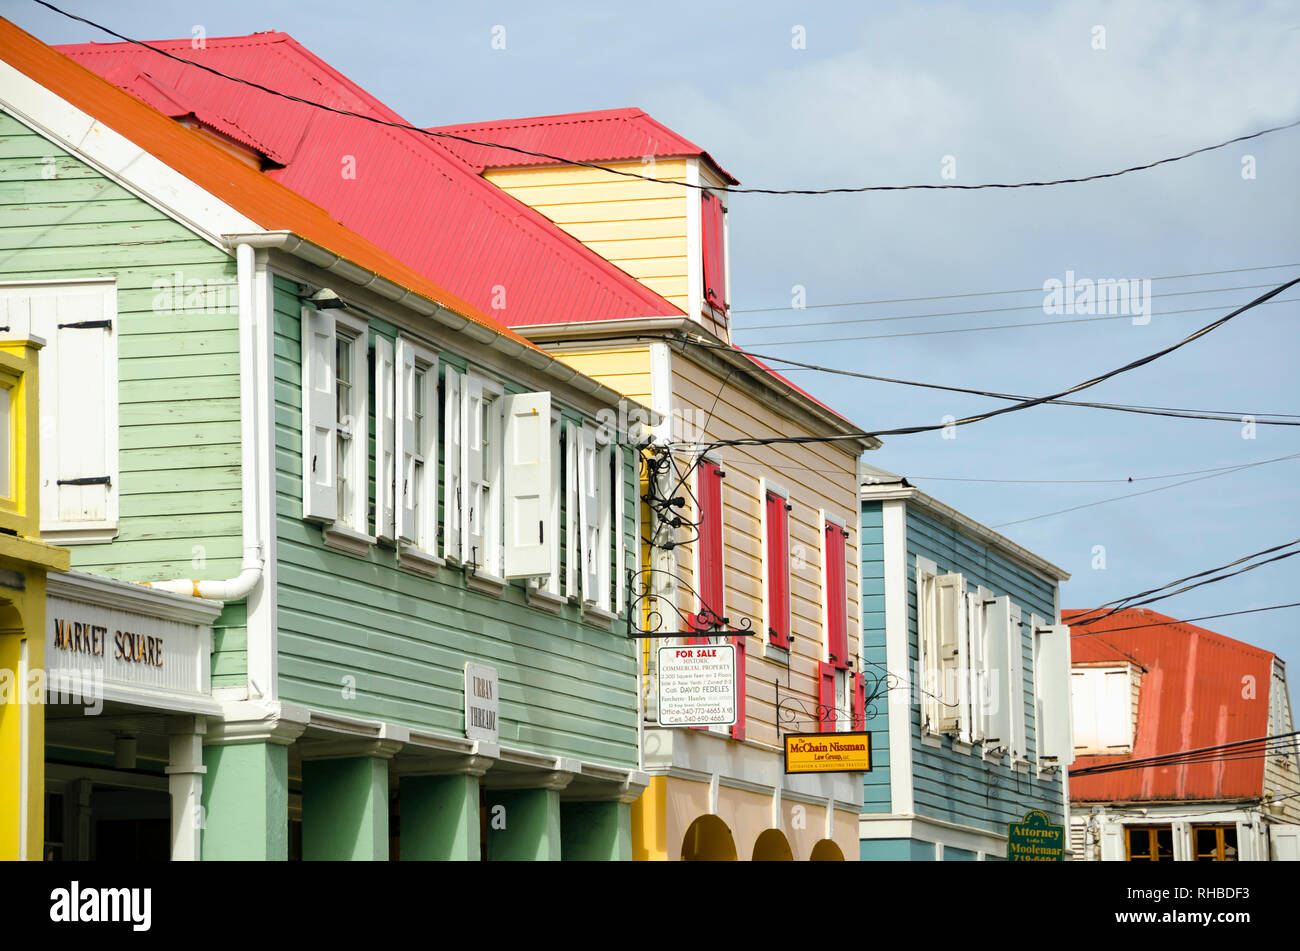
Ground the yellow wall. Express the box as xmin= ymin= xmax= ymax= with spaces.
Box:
xmin=0 ymin=338 xmax=69 ymax=860
xmin=486 ymin=161 xmax=690 ymax=314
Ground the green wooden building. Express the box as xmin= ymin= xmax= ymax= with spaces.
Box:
xmin=1 ymin=22 xmax=646 ymax=860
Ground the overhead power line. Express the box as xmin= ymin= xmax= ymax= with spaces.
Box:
xmin=1066 ymin=539 xmax=1300 ymax=628
xmin=682 ymin=338 xmax=1300 ymax=426
xmin=737 ymin=281 xmax=1284 ymax=332
xmin=731 ymin=295 xmax=1298 ymax=346
xmin=1068 ymin=602 xmax=1300 ymax=636
xmin=1071 ymin=732 xmax=1300 ymax=776
xmin=989 ymin=453 xmax=1300 ymax=528
xmin=666 ymin=275 xmax=1300 ymax=449
xmin=33 ymin=0 xmax=1300 ymax=197
xmin=907 ymin=457 xmax=1300 ymax=484
xmin=733 ymin=262 xmax=1300 ymax=313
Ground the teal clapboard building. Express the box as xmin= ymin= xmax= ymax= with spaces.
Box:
xmin=0 ymin=40 xmax=647 ymax=861
xmin=857 ymin=464 xmax=1075 ymax=861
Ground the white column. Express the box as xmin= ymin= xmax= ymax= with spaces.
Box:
xmin=166 ymin=716 xmax=207 ymax=861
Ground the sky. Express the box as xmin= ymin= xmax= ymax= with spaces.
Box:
xmin=5 ymin=0 xmax=1299 ymax=672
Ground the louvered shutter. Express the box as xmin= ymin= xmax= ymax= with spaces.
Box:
xmin=765 ymin=491 xmax=791 ymax=648
xmin=502 ymin=391 xmax=552 ymax=579
xmin=300 ymin=305 xmax=337 ymax=523
xmin=818 ymin=662 xmax=838 ymax=733
xmin=824 ymin=521 xmax=849 ymax=668
xmin=984 ymin=596 xmax=1012 ymax=748
xmin=462 ymin=376 xmax=486 ymax=567
xmin=1036 ymin=623 xmax=1075 ymax=766
xmin=1008 ymin=602 xmax=1026 ymax=760
xmin=374 ymin=335 xmax=396 ymax=542
xmin=935 ymin=573 xmax=966 ymax=733
xmin=693 ymin=460 xmax=725 ymax=630
xmin=442 ymin=368 xmax=462 ymax=560
xmin=730 ymin=635 xmax=746 ymax=740
xmin=395 ymin=339 xmax=417 ymax=542
xmin=576 ymin=423 xmax=601 ymax=601
xmin=966 ymin=592 xmax=987 ymax=743
xmin=701 ymin=191 xmax=727 ymax=312
xmin=1099 ymin=669 xmax=1132 ymax=750
xmin=565 ymin=420 xmax=579 ymax=597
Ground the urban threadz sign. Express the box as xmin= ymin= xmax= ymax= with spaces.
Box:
xmin=1006 ymin=809 xmax=1065 ymax=861
xmin=464 ymin=662 xmax=499 ymax=743
xmin=784 ymin=732 xmax=872 ymax=774
xmin=657 ymin=644 xmax=736 ymax=726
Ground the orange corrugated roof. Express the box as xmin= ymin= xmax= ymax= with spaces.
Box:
xmin=1066 ymin=607 xmax=1276 ymax=803
xmin=0 ymin=17 xmax=539 ymax=353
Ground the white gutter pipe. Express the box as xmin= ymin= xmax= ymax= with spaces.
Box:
xmin=144 ymin=241 xmax=264 ymax=600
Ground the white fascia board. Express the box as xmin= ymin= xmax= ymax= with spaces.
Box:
xmin=0 ymin=58 xmax=261 ymax=248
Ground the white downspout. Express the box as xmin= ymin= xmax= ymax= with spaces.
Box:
xmin=145 ymin=242 xmax=263 ymax=599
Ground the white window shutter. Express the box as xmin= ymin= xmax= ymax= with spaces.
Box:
xmin=1036 ymin=623 xmax=1075 ymax=766
xmin=966 ymin=592 xmax=986 ymax=743
xmin=984 ymin=596 xmax=1012 ymax=748
xmin=577 ymin=423 xmax=601 ymax=601
xmin=565 ymin=420 xmax=579 ymax=598
xmin=1071 ymin=669 xmax=1098 ymax=752
xmin=917 ymin=570 xmax=938 ymax=733
xmin=502 ymin=390 xmax=552 ymax=579
xmin=442 ymin=367 xmax=462 ymax=560
xmin=1008 ymin=602 xmax=1026 ymax=760
xmin=1100 ymin=669 xmax=1132 ymax=749
xmin=395 ymin=339 xmax=417 ymax=542
xmin=613 ymin=444 xmax=625 ymax=613
xmin=301 ymin=305 xmax=337 ymax=523
xmin=935 ymin=573 xmax=966 ymax=733
xmin=463 ymin=376 xmax=486 ymax=566
xmin=374 ymin=335 xmax=396 ymax=542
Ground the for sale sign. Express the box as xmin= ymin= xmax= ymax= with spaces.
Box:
xmin=657 ymin=644 xmax=736 ymax=726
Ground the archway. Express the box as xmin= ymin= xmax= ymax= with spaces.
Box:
xmin=809 ymin=838 xmax=845 ymax=861
xmin=752 ymin=828 xmax=794 ymax=861
xmin=680 ymin=814 xmax=738 ymax=861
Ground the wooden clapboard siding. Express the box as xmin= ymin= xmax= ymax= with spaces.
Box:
xmin=902 ymin=504 xmax=1065 ymax=832
xmin=669 ymin=353 xmax=860 ymax=749
xmin=486 ymin=161 xmax=689 ymax=313
xmin=859 ymin=501 xmax=891 ymax=812
xmin=552 ymin=346 xmax=653 ymax=408
xmin=0 ymin=111 xmax=247 ymax=685
xmin=272 ymin=278 xmax=639 ymax=765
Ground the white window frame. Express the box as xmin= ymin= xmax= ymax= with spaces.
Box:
xmin=395 ymin=337 xmax=439 ymax=563
xmin=331 ymin=311 xmax=370 ymax=540
xmin=463 ymin=371 xmax=504 ymax=578
xmin=1 ymin=280 xmax=119 ymax=543
xmin=537 ymin=407 xmax=563 ymax=598
xmin=916 ymin=555 xmax=941 ymax=737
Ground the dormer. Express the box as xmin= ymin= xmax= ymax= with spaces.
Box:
xmin=429 ymin=108 xmax=739 ymax=340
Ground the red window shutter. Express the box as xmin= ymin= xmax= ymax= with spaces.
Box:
xmin=692 ymin=461 xmax=725 ymax=632
xmin=765 ymin=491 xmax=790 ymax=648
xmin=852 ymin=671 xmax=866 ymax=731
xmin=818 ymin=662 xmax=838 ymax=734
xmin=825 ymin=522 xmax=849 ymax=669
xmin=730 ymin=635 xmax=746 ymax=740
xmin=701 ymin=192 xmax=727 ymax=313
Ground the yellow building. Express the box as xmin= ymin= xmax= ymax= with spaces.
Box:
xmin=0 ymin=336 xmax=70 ymax=860
xmin=435 ymin=109 xmax=877 ymax=860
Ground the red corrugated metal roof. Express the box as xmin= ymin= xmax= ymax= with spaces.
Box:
xmin=428 ymin=107 xmax=739 ymax=184
xmin=58 ymin=33 xmax=862 ymax=434
xmin=1065 ymin=607 xmax=1276 ymax=803
xmin=58 ymin=33 xmax=681 ymax=327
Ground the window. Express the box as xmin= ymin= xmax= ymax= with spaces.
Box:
xmin=463 ymin=372 xmax=503 ymax=576
xmin=1125 ymin=825 xmax=1174 ymax=862
xmin=1072 ymin=666 xmax=1134 ymax=754
xmin=692 ymin=458 xmax=725 ymax=630
xmin=566 ymin=420 xmax=612 ymax=608
xmin=301 ymin=304 xmax=369 ymax=536
xmin=763 ymin=485 xmax=791 ymax=649
xmin=395 ymin=338 xmax=438 ymax=555
xmin=1192 ymin=825 xmax=1239 ymax=861
xmin=965 ymin=588 xmax=991 ymax=744
xmin=0 ymin=282 xmax=118 ymax=542
xmin=701 ymin=190 xmax=727 ymax=314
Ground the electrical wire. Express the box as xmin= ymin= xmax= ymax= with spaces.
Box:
xmin=1071 ymin=732 xmax=1300 ymax=776
xmin=732 ymin=262 xmax=1300 ymax=313
xmin=668 ymin=275 xmax=1300 ymax=449
xmin=681 ymin=338 xmax=1300 ymax=426
xmin=989 ymin=454 xmax=1300 ymax=528
xmin=736 ymin=281 xmax=1284 ymax=332
xmin=32 ymin=0 xmax=1300 ymax=197
xmin=1067 ymin=602 xmax=1300 ymax=637
xmin=731 ymin=296 xmax=1298 ymax=346
xmin=1066 ymin=538 xmax=1300 ymax=628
